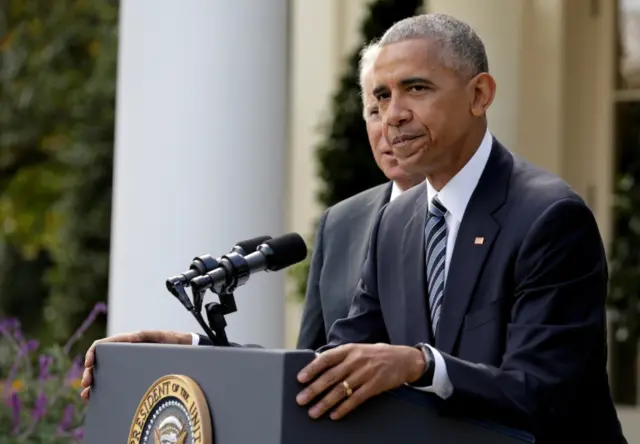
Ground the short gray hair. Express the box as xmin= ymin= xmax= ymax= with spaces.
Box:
xmin=379 ymin=13 xmax=488 ymax=78
xmin=358 ymin=42 xmax=380 ymax=89
xmin=358 ymin=41 xmax=380 ymax=118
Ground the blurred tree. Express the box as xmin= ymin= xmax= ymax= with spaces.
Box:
xmin=608 ymin=101 xmax=640 ymax=405
xmin=0 ymin=1 xmax=117 ymax=350
xmin=290 ymin=0 xmax=423 ymax=301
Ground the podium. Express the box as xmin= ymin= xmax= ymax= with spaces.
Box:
xmin=83 ymin=343 xmax=535 ymax=443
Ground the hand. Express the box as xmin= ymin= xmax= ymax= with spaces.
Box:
xmin=80 ymin=330 xmax=192 ymax=400
xmin=295 ymin=343 xmax=425 ymax=420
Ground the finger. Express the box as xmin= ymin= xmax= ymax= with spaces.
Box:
xmin=81 ymin=386 xmax=90 ymax=400
xmin=297 ymin=357 xmax=353 ymax=407
xmin=297 ymin=345 xmax=350 ymax=384
xmin=136 ymin=330 xmax=182 ymax=344
xmin=329 ymin=379 xmax=379 ymax=420
xmin=81 ymin=367 xmax=93 ymax=388
xmin=135 ymin=330 xmax=160 ymax=342
xmin=307 ymin=372 xmax=366 ymax=419
xmin=84 ymin=345 xmax=97 ymax=368
xmin=85 ymin=332 xmax=144 ymax=367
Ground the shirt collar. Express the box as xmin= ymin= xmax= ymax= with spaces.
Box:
xmin=426 ymin=129 xmax=493 ymax=221
xmin=389 ymin=181 xmax=403 ymax=202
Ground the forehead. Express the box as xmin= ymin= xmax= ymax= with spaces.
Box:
xmin=361 ymin=74 xmax=377 ymax=106
xmin=373 ymin=38 xmax=444 ymax=85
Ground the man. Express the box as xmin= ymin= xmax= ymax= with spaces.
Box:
xmin=293 ymin=14 xmax=626 ymax=444
xmin=79 ymin=43 xmax=423 ymax=395
xmin=297 ymin=42 xmax=423 ymax=350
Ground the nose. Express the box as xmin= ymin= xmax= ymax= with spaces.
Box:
xmin=382 ymin=96 xmax=411 ymax=127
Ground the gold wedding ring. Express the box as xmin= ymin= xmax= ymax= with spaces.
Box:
xmin=342 ymin=380 xmax=353 ymax=397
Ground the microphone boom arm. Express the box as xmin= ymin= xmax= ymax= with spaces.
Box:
xmin=168 ymin=279 xmax=219 ymax=345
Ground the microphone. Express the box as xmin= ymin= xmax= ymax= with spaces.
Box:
xmin=190 ymin=232 xmax=308 ymax=294
xmin=165 ymin=235 xmax=272 ymax=311
xmin=164 ymin=236 xmax=272 ymax=347
xmin=165 ymin=236 xmax=271 ymax=293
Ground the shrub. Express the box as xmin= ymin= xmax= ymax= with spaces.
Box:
xmin=0 ymin=302 xmax=106 ymax=442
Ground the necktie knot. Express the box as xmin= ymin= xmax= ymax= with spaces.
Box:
xmin=429 ymin=197 xmax=447 ymax=219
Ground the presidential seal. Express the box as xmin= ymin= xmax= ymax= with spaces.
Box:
xmin=127 ymin=374 xmax=213 ymax=444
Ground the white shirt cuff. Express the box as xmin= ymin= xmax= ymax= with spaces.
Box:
xmin=410 ymin=345 xmax=454 ymax=399
xmin=190 ymin=332 xmax=200 ymax=346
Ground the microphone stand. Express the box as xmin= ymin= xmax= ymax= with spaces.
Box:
xmin=204 ymin=287 xmax=238 ymax=347
xmin=166 ymin=278 xmax=218 ymax=346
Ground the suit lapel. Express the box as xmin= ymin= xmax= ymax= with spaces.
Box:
xmin=401 ymin=186 xmax=434 ymax=345
xmin=344 ymin=183 xmax=393 ymax=308
xmin=357 ymin=182 xmax=392 ymax=266
xmin=436 ymin=141 xmax=513 ymax=354
xmin=368 ymin=182 xmax=392 ymax=215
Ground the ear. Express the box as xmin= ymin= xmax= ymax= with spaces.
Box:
xmin=467 ymin=73 xmax=496 ymax=117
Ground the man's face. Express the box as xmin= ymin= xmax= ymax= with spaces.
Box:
xmin=372 ymin=38 xmax=479 ymax=176
xmin=362 ymin=74 xmax=418 ymax=184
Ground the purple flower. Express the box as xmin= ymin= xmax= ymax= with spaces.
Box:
xmin=38 ymin=355 xmax=52 ymax=381
xmin=65 ymin=356 xmax=83 ymax=383
xmin=31 ymin=392 xmax=47 ymax=422
xmin=73 ymin=427 xmax=84 ymax=440
xmin=0 ymin=319 xmax=11 ymax=335
xmin=0 ymin=318 xmax=20 ymax=338
xmin=10 ymin=391 xmax=21 ymax=434
xmin=24 ymin=339 xmax=39 ymax=353
xmin=57 ymin=404 xmax=75 ymax=434
xmin=63 ymin=301 xmax=107 ymax=354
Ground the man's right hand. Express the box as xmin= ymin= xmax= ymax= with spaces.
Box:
xmin=80 ymin=330 xmax=192 ymax=400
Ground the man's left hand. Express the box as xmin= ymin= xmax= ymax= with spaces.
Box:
xmin=295 ymin=343 xmax=426 ymax=420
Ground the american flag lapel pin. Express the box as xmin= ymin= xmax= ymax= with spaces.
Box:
xmin=474 ymin=237 xmax=484 ymax=245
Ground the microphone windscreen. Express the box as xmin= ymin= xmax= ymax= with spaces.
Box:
xmin=235 ymin=235 xmax=272 ymax=255
xmin=263 ymin=233 xmax=307 ymax=271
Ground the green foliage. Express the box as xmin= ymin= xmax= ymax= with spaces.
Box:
xmin=609 ymin=102 xmax=640 ymax=339
xmin=605 ymin=101 xmax=640 ymax=403
xmin=0 ymin=0 xmax=118 ymax=348
xmin=290 ymin=0 xmax=423 ymax=301
xmin=0 ymin=303 xmax=107 ymax=442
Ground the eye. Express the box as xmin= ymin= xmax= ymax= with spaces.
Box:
xmin=408 ymin=85 xmax=429 ymax=92
xmin=370 ymin=108 xmax=379 ymax=116
xmin=374 ymin=92 xmax=390 ymax=101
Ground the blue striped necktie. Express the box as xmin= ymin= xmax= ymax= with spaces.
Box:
xmin=425 ymin=196 xmax=448 ymax=336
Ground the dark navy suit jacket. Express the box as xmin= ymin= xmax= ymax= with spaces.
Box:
xmin=323 ymin=140 xmax=626 ymax=444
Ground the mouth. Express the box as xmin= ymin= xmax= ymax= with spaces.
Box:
xmin=391 ymin=134 xmax=422 ymax=147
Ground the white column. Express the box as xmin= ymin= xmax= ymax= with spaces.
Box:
xmin=108 ymin=0 xmax=289 ymax=348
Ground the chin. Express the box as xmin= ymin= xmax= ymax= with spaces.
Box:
xmin=385 ymin=166 xmax=412 ymax=182
xmin=396 ymin=159 xmax=425 ymax=177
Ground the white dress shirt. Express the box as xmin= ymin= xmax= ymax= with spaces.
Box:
xmin=412 ymin=129 xmax=493 ymax=399
xmin=389 ymin=181 xmax=403 ymax=202
xmin=190 ymin=181 xmax=407 ymax=347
